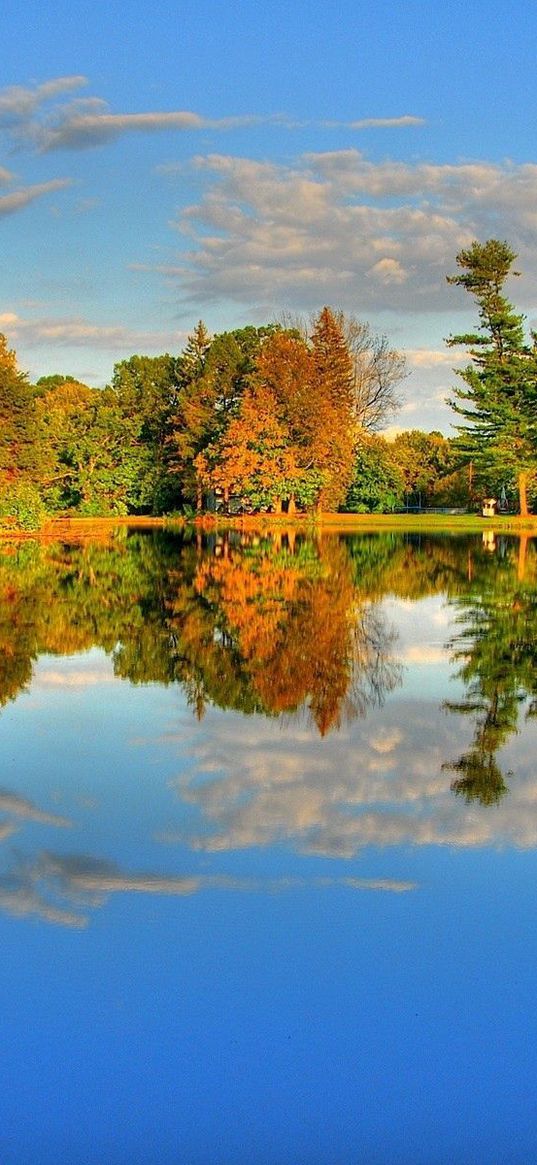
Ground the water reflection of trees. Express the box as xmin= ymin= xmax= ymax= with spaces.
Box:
xmin=1 ymin=528 xmax=536 ymax=757
xmin=0 ymin=529 xmax=404 ymax=733
xmin=444 ymin=535 xmax=537 ymax=804
xmin=180 ymin=534 xmax=403 ymax=733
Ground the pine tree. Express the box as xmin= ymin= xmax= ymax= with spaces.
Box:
xmin=446 ymin=239 xmax=537 ymax=516
xmin=177 ymin=320 xmax=212 ymax=383
xmin=309 ymin=307 xmax=356 ymax=510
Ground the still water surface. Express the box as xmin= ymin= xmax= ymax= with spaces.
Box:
xmin=1 ymin=528 xmax=537 ymax=1163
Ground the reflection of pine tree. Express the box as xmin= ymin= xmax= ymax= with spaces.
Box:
xmin=447 ymin=751 xmax=510 ymax=806
xmin=443 ymin=690 xmax=515 ymax=805
xmin=444 ymin=538 xmax=537 ymax=805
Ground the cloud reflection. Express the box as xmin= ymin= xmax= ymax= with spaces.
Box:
xmin=0 ymin=789 xmax=71 ymax=831
xmin=164 ymin=699 xmax=537 ymax=857
xmin=0 ymin=851 xmax=415 ymax=928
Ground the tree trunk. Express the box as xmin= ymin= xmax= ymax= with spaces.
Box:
xmin=288 ymin=494 xmax=296 ymax=516
xmin=518 ymin=470 xmax=530 ymax=517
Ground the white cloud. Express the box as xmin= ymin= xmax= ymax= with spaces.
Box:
xmin=0 ymin=849 xmax=417 ymax=928
xmin=0 ymin=77 xmax=423 ymax=152
xmin=369 ymin=257 xmax=408 ymax=284
xmin=406 ymin=348 xmax=467 ymax=368
xmin=0 ymin=178 xmax=72 ymax=217
xmin=160 ymin=150 xmax=537 ymax=316
xmin=0 ymin=789 xmax=71 ymax=829
xmin=36 ymin=669 xmax=117 ymax=688
xmin=39 ymin=110 xmax=299 ymax=152
xmin=162 ymin=686 xmax=537 ymax=859
xmin=348 ymin=115 xmax=425 ymax=129
xmin=0 ymin=311 xmax=184 ymax=354
xmin=401 ymin=645 xmax=447 ymax=665
xmin=0 ymin=882 xmax=87 ymax=928
xmin=0 ymin=75 xmax=87 ymax=127
xmin=369 ymin=728 xmax=403 ymax=754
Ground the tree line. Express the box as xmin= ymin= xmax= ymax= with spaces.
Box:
xmin=1 ymin=240 xmax=536 ymax=527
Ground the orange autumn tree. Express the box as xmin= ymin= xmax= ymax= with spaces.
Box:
xmin=251 ymin=308 xmax=356 ymax=512
xmin=192 ymin=309 xmax=357 ymax=513
xmin=252 ymin=331 xmax=314 ymax=445
xmin=250 ymin=330 xmax=325 ymax=510
xmin=191 ymin=307 xmax=358 ymax=512
xmin=195 ymin=383 xmax=316 ymax=512
xmin=309 ymin=307 xmax=356 ymax=511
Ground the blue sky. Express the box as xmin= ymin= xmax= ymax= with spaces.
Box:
xmin=2 ymin=0 xmax=537 ymax=431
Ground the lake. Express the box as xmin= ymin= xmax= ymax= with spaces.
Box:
xmin=1 ymin=526 xmax=537 ymax=1163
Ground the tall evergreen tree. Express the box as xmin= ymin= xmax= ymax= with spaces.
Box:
xmin=176 ymin=320 xmax=212 ymax=383
xmin=309 ymin=307 xmax=356 ymax=510
xmin=446 ymin=239 xmax=537 ymax=516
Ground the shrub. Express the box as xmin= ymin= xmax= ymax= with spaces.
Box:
xmin=0 ymin=482 xmax=48 ymax=531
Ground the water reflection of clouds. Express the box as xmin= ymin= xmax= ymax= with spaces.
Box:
xmin=0 ymin=849 xmax=416 ymax=928
xmin=401 ymin=644 xmax=447 ymax=666
xmin=164 ymin=702 xmax=537 ymax=856
xmin=35 ymin=668 xmax=117 ymax=688
xmin=0 ymin=788 xmax=71 ymax=832
xmin=30 ymin=651 xmax=116 ymax=690
xmin=0 ymin=784 xmax=416 ymax=928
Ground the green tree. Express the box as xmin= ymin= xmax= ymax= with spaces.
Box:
xmin=0 ymin=333 xmax=42 ymax=483
xmin=443 ymin=536 xmax=537 ymax=804
xmin=36 ymin=380 xmax=145 ymax=514
xmin=392 ymin=430 xmax=456 ymax=507
xmin=446 ymin=239 xmax=537 ymax=516
xmin=110 ymin=354 xmax=181 ymax=512
xmin=344 ymin=433 xmax=404 ymax=512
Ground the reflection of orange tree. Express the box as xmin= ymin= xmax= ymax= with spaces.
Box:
xmin=189 ymin=535 xmax=401 ymax=734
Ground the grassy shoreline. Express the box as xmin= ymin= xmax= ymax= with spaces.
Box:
xmin=2 ymin=511 xmax=537 ymax=540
